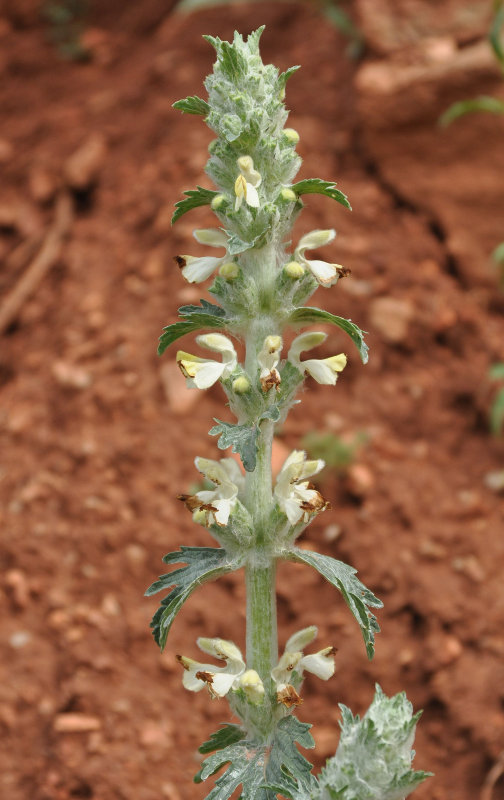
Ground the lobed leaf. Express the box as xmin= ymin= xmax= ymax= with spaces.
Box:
xmin=173 ymin=95 xmax=210 ymax=116
xmin=210 ymin=408 xmax=280 ymax=473
xmin=289 ymin=307 xmax=369 ymax=364
xmin=291 ymin=178 xmax=351 ymax=210
xmin=146 ymin=546 xmax=242 ymax=650
xmin=285 ymin=548 xmax=382 ymax=659
xmin=195 ymin=716 xmax=315 ymax=800
xmin=172 ymin=185 xmax=219 ymax=224
xmin=278 ymin=65 xmax=300 ymax=89
xmin=158 ymin=301 xmax=230 ymax=355
xmin=199 ymin=725 xmax=246 ymax=755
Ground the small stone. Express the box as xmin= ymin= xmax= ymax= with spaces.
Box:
xmin=398 ymin=647 xmax=414 ymax=667
xmin=451 ymin=555 xmax=485 ymax=583
xmin=323 ymin=524 xmax=342 ymax=542
xmin=345 ymin=463 xmax=374 ymax=496
xmin=125 ymin=543 xmax=147 ymax=565
xmin=64 ymin=134 xmax=107 ymax=191
xmin=5 ymin=569 xmax=30 ymax=609
xmin=139 ymin=721 xmax=172 ymax=748
xmin=418 ymin=538 xmax=447 ymax=560
xmin=52 ymin=360 xmax=92 ymax=390
xmin=484 ymin=470 xmax=504 ymax=492
xmin=101 ymin=593 xmax=121 ymax=616
xmin=9 ymin=631 xmax=31 ymax=649
xmin=370 ymin=296 xmax=414 ymax=344
xmin=0 ymin=138 xmax=13 ymax=163
xmin=53 ymin=713 xmax=101 ymax=733
xmin=29 ymin=166 xmax=58 ymax=205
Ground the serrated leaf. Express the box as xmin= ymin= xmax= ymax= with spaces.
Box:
xmin=289 ymin=307 xmax=369 ymax=364
xmin=172 ymin=186 xmax=219 ymax=225
xmin=286 ymin=548 xmax=382 ymax=659
xmin=291 ymin=178 xmax=351 ymax=211
xmin=316 ymin=685 xmax=431 ymax=800
xmin=199 ymin=725 xmax=246 ymax=755
xmin=209 ymin=408 xmax=280 ymax=472
xmin=227 ymin=232 xmax=266 ymax=256
xmin=158 ymin=315 xmax=226 ymax=355
xmin=173 ymin=95 xmax=210 ymax=116
xmin=178 ymin=299 xmax=227 ymax=318
xmin=196 ymin=716 xmax=315 ymax=800
xmin=146 ymin=546 xmax=242 ymax=649
xmin=278 ymin=65 xmax=300 ymax=89
xmin=439 ymin=96 xmax=504 ymax=126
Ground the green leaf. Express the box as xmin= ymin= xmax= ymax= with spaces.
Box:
xmin=146 ymin=547 xmax=242 ymax=650
xmin=439 ymin=96 xmax=504 ymax=126
xmin=195 ymin=716 xmax=315 ymax=800
xmin=172 ymin=186 xmax=219 ymax=225
xmin=173 ymin=95 xmax=210 ymax=116
xmin=278 ymin=65 xmax=300 ymax=90
xmin=490 ymin=388 xmax=504 ymax=436
xmin=158 ymin=301 xmax=230 ymax=355
xmin=158 ymin=316 xmax=225 ymax=355
xmin=489 ymin=1 xmax=504 ymax=65
xmin=289 ymin=307 xmax=369 ymax=364
xmin=492 ymin=241 xmax=504 ymax=264
xmin=489 ymin=363 xmax=504 ymax=380
xmin=199 ymin=725 xmax=246 ymax=755
xmin=291 ymin=178 xmax=351 ymax=211
xmin=286 ymin=548 xmax=382 ymax=659
xmin=210 ymin=408 xmax=280 ymax=472
xmin=315 ymin=685 xmax=432 ymax=800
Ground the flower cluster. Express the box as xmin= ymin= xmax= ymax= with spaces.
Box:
xmin=177 ymin=627 xmax=335 ymax=708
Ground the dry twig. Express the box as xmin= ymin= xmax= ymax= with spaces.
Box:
xmin=0 ymin=192 xmax=73 ymax=335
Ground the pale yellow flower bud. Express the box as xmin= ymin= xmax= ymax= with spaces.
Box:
xmin=192 ymin=508 xmax=207 ymax=526
xmin=211 ymin=194 xmax=226 ymax=210
xmin=219 ymin=261 xmax=239 ymax=279
xmin=232 ymin=376 xmax=251 ymax=394
xmin=280 ymin=188 xmax=297 ymax=202
xmin=284 ymin=261 xmax=305 ymax=279
xmin=239 ymin=669 xmax=265 ymax=705
xmin=283 ymin=128 xmax=299 ymax=144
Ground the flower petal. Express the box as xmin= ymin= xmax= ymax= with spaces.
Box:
xmin=296 ymin=229 xmax=336 ymax=254
xmin=285 ymin=626 xmax=318 ymax=653
xmin=302 ymin=354 xmax=347 ymax=385
xmin=288 ymin=332 xmax=327 ymax=362
xmin=299 ymin=646 xmax=336 ymax=680
xmin=179 ymin=255 xmax=223 ymax=283
xmin=193 ymin=228 xmax=228 ymax=248
xmin=305 ymin=258 xmax=340 ymax=287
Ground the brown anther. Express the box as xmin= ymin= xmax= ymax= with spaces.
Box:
xmin=260 ymin=370 xmax=281 ymax=393
xmin=177 ymin=494 xmax=217 ymax=515
xmin=174 ymin=256 xmax=186 ymax=269
xmin=195 ymin=670 xmax=214 ymax=685
xmin=300 ymin=490 xmax=329 ymax=515
xmin=277 ymin=685 xmax=303 ymax=708
xmin=176 ymin=654 xmax=189 ymax=670
xmin=336 ymin=266 xmax=351 ymax=278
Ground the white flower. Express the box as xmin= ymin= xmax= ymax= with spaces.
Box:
xmin=294 ymin=229 xmax=349 ymax=287
xmin=176 ymin=333 xmax=237 ymax=390
xmin=257 ymin=335 xmax=282 ymax=392
xmin=177 ymin=637 xmax=246 ymax=698
xmin=274 ymin=450 xmax=327 ymax=525
xmin=288 ymin=332 xmax=347 ymax=385
xmin=238 ymin=669 xmax=265 ymax=705
xmin=272 ymin=626 xmax=336 ymax=707
xmin=178 ymin=456 xmax=243 ymax=526
xmin=234 ymin=155 xmax=261 ymax=211
xmin=175 ymin=228 xmax=235 ymax=283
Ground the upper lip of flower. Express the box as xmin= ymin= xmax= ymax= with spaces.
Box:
xmin=288 ymin=332 xmax=347 ymax=385
xmin=294 ymin=229 xmax=347 ymax=287
xmin=177 ymin=637 xmax=246 ymax=698
xmin=175 ymin=228 xmax=229 ymax=283
xmin=271 ymin=626 xmax=337 ymax=704
xmin=176 ymin=333 xmax=238 ymax=390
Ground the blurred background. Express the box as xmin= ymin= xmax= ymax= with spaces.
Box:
xmin=1 ymin=1 xmax=504 ymax=799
